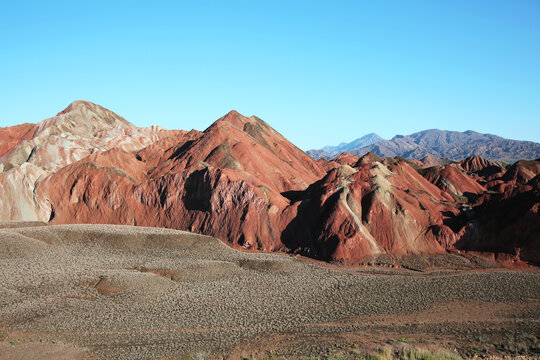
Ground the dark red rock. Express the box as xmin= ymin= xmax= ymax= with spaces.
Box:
xmin=459 ymin=156 xmax=506 ymax=181
xmin=421 ymin=164 xmax=486 ymax=200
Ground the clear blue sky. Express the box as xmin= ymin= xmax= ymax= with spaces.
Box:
xmin=1 ymin=1 xmax=539 ymax=149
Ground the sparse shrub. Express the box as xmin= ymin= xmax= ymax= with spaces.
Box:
xmin=309 ymin=345 xmax=462 ymax=360
xmin=397 ymin=338 xmax=415 ymax=344
xmin=397 ymin=348 xmax=461 ymax=360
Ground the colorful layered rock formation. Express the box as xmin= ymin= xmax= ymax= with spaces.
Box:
xmin=1 ymin=101 xmax=538 ymax=264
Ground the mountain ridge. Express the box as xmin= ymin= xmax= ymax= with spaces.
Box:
xmin=307 ymin=133 xmax=384 ymax=159
xmin=310 ymin=128 xmax=540 ymax=161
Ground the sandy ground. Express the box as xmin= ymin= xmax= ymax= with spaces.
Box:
xmin=0 ymin=223 xmax=539 ymax=359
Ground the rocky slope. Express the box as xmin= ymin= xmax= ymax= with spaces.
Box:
xmin=1 ymin=102 xmax=538 ymax=265
xmin=0 ymin=123 xmax=37 ymax=158
xmin=310 ymin=129 xmax=540 ymax=161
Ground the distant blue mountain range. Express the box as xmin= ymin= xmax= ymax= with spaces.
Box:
xmin=308 ymin=129 xmax=540 ymax=161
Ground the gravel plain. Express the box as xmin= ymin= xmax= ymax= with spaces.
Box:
xmin=0 ymin=224 xmax=539 ymax=359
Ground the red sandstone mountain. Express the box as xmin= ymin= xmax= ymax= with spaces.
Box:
xmin=1 ymin=101 xmax=538 ymax=265
xmin=37 ymin=109 xmax=329 ymax=250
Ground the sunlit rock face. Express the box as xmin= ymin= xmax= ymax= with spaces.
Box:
xmin=1 ymin=101 xmax=538 ymax=264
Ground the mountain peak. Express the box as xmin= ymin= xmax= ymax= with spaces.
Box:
xmin=55 ymin=100 xmax=96 ymax=116
xmin=225 ymin=109 xmax=241 ymax=116
xmin=215 ymin=110 xmax=254 ymax=129
xmin=37 ymin=100 xmax=133 ymax=137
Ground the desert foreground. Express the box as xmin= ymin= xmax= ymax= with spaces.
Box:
xmin=0 ymin=224 xmax=539 ymax=360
